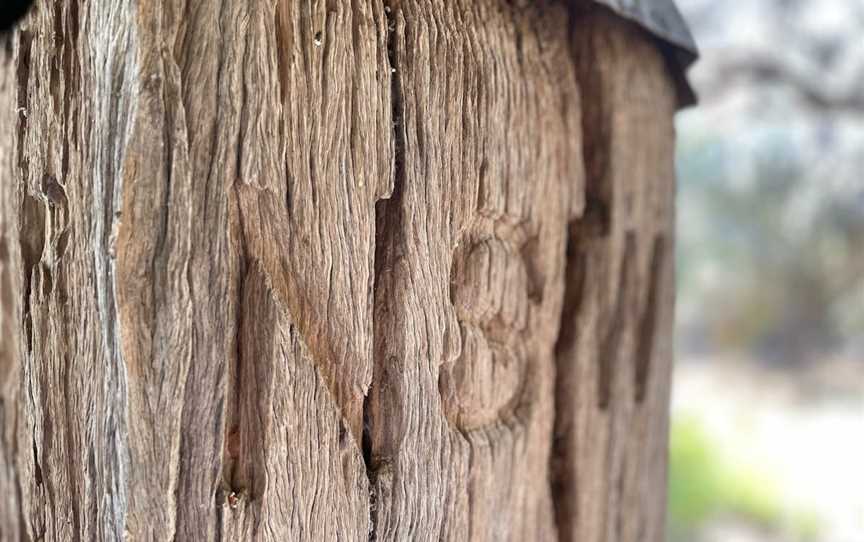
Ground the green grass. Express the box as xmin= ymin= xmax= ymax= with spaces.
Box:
xmin=667 ymin=416 xmax=822 ymax=542
xmin=668 ymin=416 xmax=729 ymax=537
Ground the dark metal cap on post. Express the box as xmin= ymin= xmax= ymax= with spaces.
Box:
xmin=593 ymin=0 xmax=699 ymax=108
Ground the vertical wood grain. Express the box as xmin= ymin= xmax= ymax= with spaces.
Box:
xmin=550 ymin=7 xmax=678 ymax=542
xmin=0 ymin=2 xmax=679 ymax=540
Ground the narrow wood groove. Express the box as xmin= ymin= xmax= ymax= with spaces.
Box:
xmin=550 ymin=221 xmax=588 ymax=542
xmin=15 ymin=29 xmax=37 ymax=360
xmin=365 ymin=3 xmax=404 ymax=540
xmin=222 ymin=262 xmax=248 ymax=500
xmin=634 ymin=235 xmax=665 ymax=403
xmin=30 ymin=435 xmax=41 ymax=487
xmin=15 ymin=30 xmax=30 ymax=179
xmin=570 ymin=9 xmax=613 ymax=242
xmin=19 ymin=194 xmax=43 ymax=355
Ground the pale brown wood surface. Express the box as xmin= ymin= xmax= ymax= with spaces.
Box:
xmin=1 ymin=34 xmax=24 ymax=542
xmin=551 ymin=8 xmax=678 ymax=541
xmin=0 ymin=2 xmax=679 ymax=541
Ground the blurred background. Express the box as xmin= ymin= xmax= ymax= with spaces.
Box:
xmin=668 ymin=1 xmax=864 ymax=541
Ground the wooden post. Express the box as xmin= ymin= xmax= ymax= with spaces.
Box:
xmin=0 ymin=1 xmax=691 ymax=540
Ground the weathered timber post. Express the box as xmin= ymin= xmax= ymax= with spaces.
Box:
xmin=0 ymin=0 xmax=695 ymax=540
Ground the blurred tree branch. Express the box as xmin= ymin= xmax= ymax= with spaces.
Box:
xmin=698 ymin=50 xmax=864 ymax=112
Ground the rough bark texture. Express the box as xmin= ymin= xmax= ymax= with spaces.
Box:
xmin=0 ymin=1 xmax=678 ymax=541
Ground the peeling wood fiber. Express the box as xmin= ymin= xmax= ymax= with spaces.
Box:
xmin=0 ymin=1 xmax=679 ymax=541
